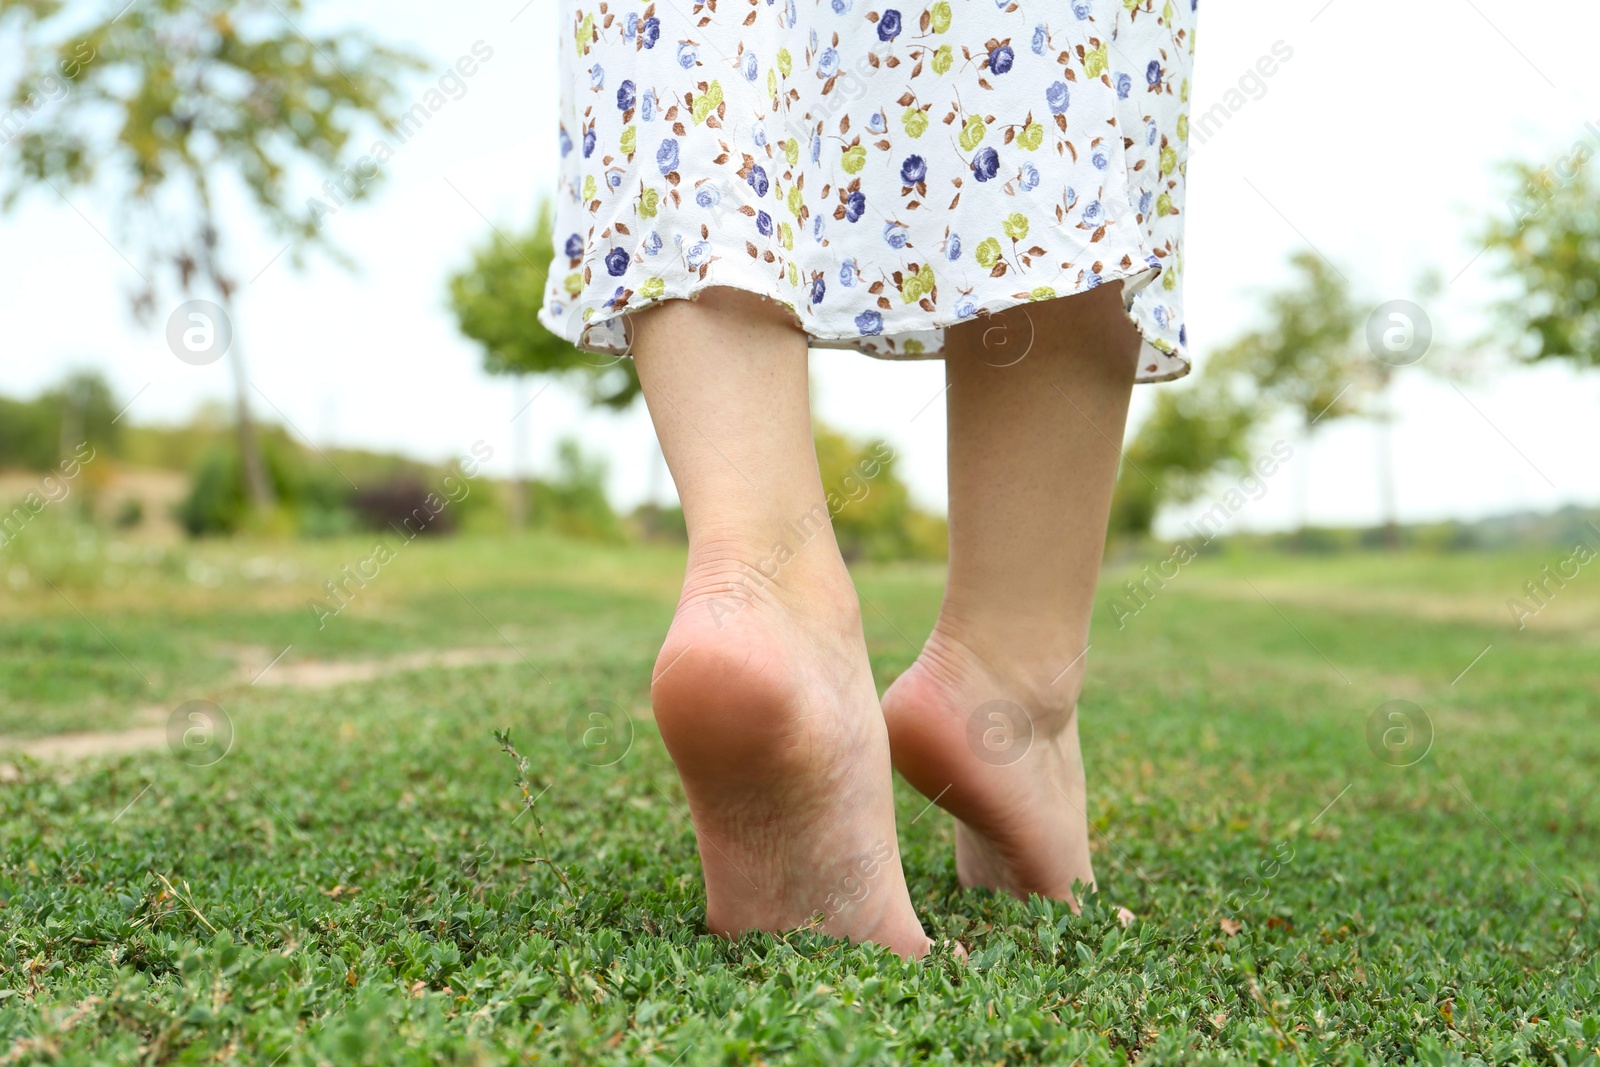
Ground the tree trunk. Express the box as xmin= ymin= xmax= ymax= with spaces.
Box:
xmin=510 ymin=374 xmax=530 ymax=531
xmin=1374 ymin=395 xmax=1400 ymax=550
xmin=218 ymin=288 xmax=274 ymax=513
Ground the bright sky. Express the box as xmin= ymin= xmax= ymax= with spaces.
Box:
xmin=2 ymin=0 xmax=1596 ymax=535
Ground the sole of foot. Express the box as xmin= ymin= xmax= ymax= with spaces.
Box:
xmin=650 ymin=563 xmax=932 ymax=959
xmin=882 ymin=634 xmax=1099 ymax=908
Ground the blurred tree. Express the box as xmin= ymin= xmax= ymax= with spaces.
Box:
xmin=448 ymin=199 xmax=641 ymax=529
xmin=447 ymin=199 xmax=643 ymax=411
xmin=1110 ymin=251 xmax=1378 ymax=543
xmin=1484 ymin=159 xmax=1600 ymax=370
xmin=0 ymin=0 xmax=426 ymax=514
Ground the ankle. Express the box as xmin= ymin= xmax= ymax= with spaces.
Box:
xmin=678 ymin=531 xmax=861 ymax=635
xmin=914 ymin=621 xmax=1084 ymax=736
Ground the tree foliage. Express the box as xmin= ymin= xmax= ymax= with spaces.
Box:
xmin=1484 ymin=158 xmax=1600 ymax=369
xmin=1110 ymin=251 xmax=1370 ymax=539
xmin=448 ymin=199 xmax=642 ymax=409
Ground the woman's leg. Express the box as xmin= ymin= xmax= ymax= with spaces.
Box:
xmin=882 ymin=284 xmax=1141 ymax=905
xmin=632 ymin=287 xmax=930 ymax=958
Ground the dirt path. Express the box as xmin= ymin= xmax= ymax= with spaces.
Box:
xmin=0 ymin=646 xmax=530 ymax=764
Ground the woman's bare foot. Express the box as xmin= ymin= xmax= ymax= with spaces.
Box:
xmin=881 ymin=626 xmax=1097 ymax=907
xmin=650 ymin=548 xmax=931 ymax=958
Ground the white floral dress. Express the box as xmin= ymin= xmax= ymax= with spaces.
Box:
xmin=540 ymin=0 xmax=1196 ymax=383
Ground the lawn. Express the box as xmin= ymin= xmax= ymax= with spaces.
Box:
xmin=1 ymin=529 xmax=1596 ymax=1065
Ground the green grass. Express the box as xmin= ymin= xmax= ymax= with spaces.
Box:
xmin=1 ymin=532 xmax=1597 ymax=1064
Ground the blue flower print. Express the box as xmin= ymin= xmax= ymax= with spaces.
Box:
xmin=971 ymin=146 xmax=1000 ymax=181
xmin=1046 ymin=81 xmax=1070 ymax=114
xmin=624 ymin=13 xmax=638 ymax=40
xmin=742 ymin=51 xmax=759 ymax=81
xmin=856 ymin=309 xmax=884 ymax=335
xmin=564 ymin=234 xmax=583 ymax=258
xmin=559 ymin=127 xmax=573 ymax=156
xmin=840 ymin=259 xmax=859 ymax=286
xmin=1082 ymin=200 xmax=1103 ymax=225
xmin=748 ymin=165 xmax=769 ymax=196
xmin=590 ymin=64 xmax=604 ymax=90
xmin=1116 ymin=72 xmax=1132 ymax=98
xmin=901 ymin=155 xmax=927 ymax=185
xmin=946 ymin=233 xmax=962 ymax=260
xmin=811 ymin=276 xmax=827 ymax=304
xmin=1146 ymin=60 xmax=1162 ymax=87
xmin=831 ymin=0 xmax=851 ymax=12
xmin=868 ymin=110 xmax=888 ymax=134
xmin=846 ymin=190 xmax=867 ymax=222
xmin=884 ymin=221 xmax=909 ymax=248
xmin=1019 ymin=162 xmax=1040 ymax=191
xmin=818 ymin=47 xmax=840 ymax=76
xmin=1031 ymin=25 xmax=1047 ymax=55
xmin=583 ymin=128 xmax=597 ymax=158
xmin=677 ymin=42 xmax=699 ymax=69
xmin=605 ymin=248 xmax=629 ymax=276
xmin=955 ymin=299 xmax=977 ymax=318
xmin=989 ymin=44 xmax=1014 ymax=75
xmin=617 ymin=80 xmax=636 ymax=111
xmin=657 ymin=138 xmax=680 ymax=175
xmin=1092 ymin=147 xmax=1109 ymax=170
xmin=639 ymin=17 xmax=660 ymax=48
xmin=643 ymin=230 xmax=662 ymax=255
xmin=641 ymin=90 xmax=655 ymax=121
xmin=685 ymin=240 xmax=713 ymax=268
xmin=696 ymin=184 xmax=721 ymax=208
xmin=756 ymin=210 xmax=774 ymax=236
xmin=1072 ymin=1 xmax=1091 ymax=18
xmin=878 ymin=9 xmax=902 ymax=41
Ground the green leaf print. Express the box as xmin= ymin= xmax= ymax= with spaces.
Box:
xmin=639 ymin=187 xmax=660 ymax=219
xmin=691 ymin=80 xmax=724 ymax=125
xmin=581 ymin=174 xmax=597 ymax=201
xmin=1177 ymin=113 xmax=1189 ymax=142
xmin=1084 ymin=43 xmax=1108 ymax=79
xmin=563 ymin=272 xmax=583 ymax=297
xmin=620 ymin=125 xmax=637 ymax=156
xmin=1017 ymin=120 xmax=1044 ymax=151
xmin=841 ymin=144 xmax=868 ymax=174
xmin=903 ymin=107 xmax=929 ymax=138
xmin=787 ymin=184 xmax=805 ymax=216
xmin=1156 ymin=191 xmax=1173 ymax=216
xmin=640 ymin=277 xmax=666 ymax=299
xmin=975 ymin=237 xmax=1002 ymax=270
xmin=932 ymin=44 xmax=954 ymax=75
xmin=768 ymin=68 xmax=778 ymax=98
xmin=1003 ymin=213 xmax=1029 ymax=241
xmin=958 ymin=115 xmax=986 ymax=152
xmin=576 ymin=13 xmax=593 ymax=55
xmin=930 ymin=1 xmax=952 ymax=33
xmin=777 ymin=48 xmax=792 ymax=77
xmin=1030 ymin=286 xmax=1058 ymax=301
xmin=1160 ymin=145 xmax=1177 ymax=176
xmin=779 ymin=221 xmax=794 ymax=250
xmin=784 ymin=138 xmax=801 ymax=166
